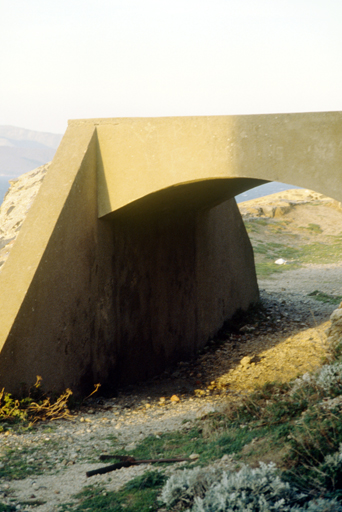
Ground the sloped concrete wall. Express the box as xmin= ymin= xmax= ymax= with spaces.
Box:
xmin=0 ymin=123 xmax=107 ymax=394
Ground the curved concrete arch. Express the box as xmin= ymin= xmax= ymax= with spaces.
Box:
xmin=104 ymin=177 xmax=268 ymax=221
xmin=0 ymin=113 xmax=341 ymax=396
xmin=96 ymin=112 xmax=342 ymax=218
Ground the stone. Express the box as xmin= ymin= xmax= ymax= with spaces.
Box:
xmin=0 ymin=163 xmax=49 ymax=271
xmin=240 ymin=356 xmax=252 ymax=367
xmin=125 ymin=442 xmax=137 ymax=452
xmin=261 ymin=206 xmax=275 ymax=218
xmin=195 ymin=404 xmax=216 ymax=418
xmin=274 ymin=203 xmax=292 ymax=217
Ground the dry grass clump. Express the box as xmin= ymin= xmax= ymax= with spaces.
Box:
xmin=0 ymin=376 xmax=73 ymax=427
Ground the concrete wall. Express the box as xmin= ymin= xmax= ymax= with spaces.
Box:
xmin=0 ymin=120 xmax=258 ymax=396
xmin=0 ymin=112 xmax=341 ymax=396
xmin=0 ymin=123 xmax=105 ymax=394
xmin=104 ymin=196 xmax=257 ymax=390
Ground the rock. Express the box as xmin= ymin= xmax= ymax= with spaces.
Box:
xmin=239 ymin=206 xmax=263 ymax=217
xmin=261 ymin=206 xmax=275 ymax=218
xmin=0 ymin=163 xmax=49 ymax=272
xmin=330 ymin=308 xmax=342 ymax=326
xmin=326 ymin=305 xmax=342 ymax=344
xmin=240 ymin=356 xmax=251 ymax=368
xmin=221 ymin=454 xmax=231 ymax=462
xmin=195 ymin=404 xmax=216 ymax=418
xmin=170 ymin=395 xmax=180 ymax=402
xmin=275 ymin=258 xmax=287 ymax=265
xmin=125 ymin=442 xmax=137 ymax=452
xmin=274 ymin=203 xmax=292 ymax=217
xmin=239 ymin=325 xmax=255 ymax=333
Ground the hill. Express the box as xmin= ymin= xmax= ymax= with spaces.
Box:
xmin=0 ymin=125 xmax=62 ymax=177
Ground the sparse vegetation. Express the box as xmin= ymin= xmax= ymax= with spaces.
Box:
xmin=59 ymin=471 xmax=167 ymax=512
xmin=0 ymin=438 xmax=60 ymax=481
xmin=154 ymin=338 xmax=342 ymax=510
xmin=0 ymin=376 xmax=73 ymax=430
xmin=106 ymin=423 xmax=269 ymax=469
xmin=245 ymin=214 xmax=342 ymax=277
xmin=299 ymin=223 xmax=323 ymax=234
xmin=308 ymin=290 xmax=342 ymax=305
xmin=0 ymin=505 xmax=17 ymax=512
xmin=62 ymin=336 xmax=342 ymax=510
xmin=3 ymin=195 xmax=342 ymax=510
xmin=160 ymin=463 xmax=342 ymax=511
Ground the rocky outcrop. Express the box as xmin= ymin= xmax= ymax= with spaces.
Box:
xmin=0 ymin=163 xmax=49 ymax=270
xmin=326 ymin=304 xmax=342 ymax=346
xmin=239 ymin=189 xmax=342 ymax=219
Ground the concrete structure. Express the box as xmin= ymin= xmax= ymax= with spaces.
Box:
xmin=0 ymin=113 xmax=341 ymax=396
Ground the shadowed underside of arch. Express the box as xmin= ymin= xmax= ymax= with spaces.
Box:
xmin=0 ymin=113 xmax=341 ymax=395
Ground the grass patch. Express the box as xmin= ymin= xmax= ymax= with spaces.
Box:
xmin=0 ymin=505 xmax=16 ymax=512
xmin=243 ymin=214 xmax=342 ymax=277
xmin=266 ymin=221 xmax=294 ymax=234
xmin=115 ymin=424 xmax=269 ymax=467
xmin=253 ymin=239 xmax=342 ymax=277
xmin=255 ymin=261 xmax=296 ymax=277
xmin=299 ymin=223 xmax=323 ymax=234
xmin=308 ymin=290 xmax=342 ymax=305
xmin=153 ymin=332 xmax=342 ymax=504
xmin=299 ymin=241 xmax=342 ymax=264
xmin=244 ymin=219 xmax=269 ymax=233
xmin=219 ymin=349 xmax=342 ymax=498
xmin=60 ymin=471 xmax=166 ymax=512
xmin=0 ymin=441 xmax=58 ymax=480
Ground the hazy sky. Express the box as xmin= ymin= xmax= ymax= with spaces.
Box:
xmin=1 ymin=0 xmax=342 ymax=135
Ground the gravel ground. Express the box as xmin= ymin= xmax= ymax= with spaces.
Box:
xmin=1 ymin=261 xmax=341 ymax=511
xmin=1 ymin=187 xmax=342 ymax=510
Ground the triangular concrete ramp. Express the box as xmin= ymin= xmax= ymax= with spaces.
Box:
xmin=0 ymin=113 xmax=341 ymax=396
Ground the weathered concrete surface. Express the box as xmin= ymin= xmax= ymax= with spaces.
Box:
xmin=0 ymin=124 xmax=105 ymax=395
xmin=106 ymin=198 xmax=257 ymax=389
xmin=95 ymin=112 xmax=342 ymax=217
xmin=0 ymin=121 xmax=258 ymax=396
xmin=0 ymin=112 xmax=341 ymax=395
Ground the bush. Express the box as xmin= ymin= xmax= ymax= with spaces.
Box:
xmin=159 ymin=466 xmax=222 ymax=510
xmin=160 ymin=463 xmax=342 ymax=511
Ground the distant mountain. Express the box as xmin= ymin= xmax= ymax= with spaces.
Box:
xmin=0 ymin=126 xmax=62 ymax=177
xmin=235 ymin=182 xmax=302 ymax=203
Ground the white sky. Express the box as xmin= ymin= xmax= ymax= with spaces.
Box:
xmin=1 ymin=0 xmax=342 ymax=135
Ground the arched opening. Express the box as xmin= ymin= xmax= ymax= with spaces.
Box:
xmin=110 ymin=177 xmax=342 ymax=399
xmin=220 ymin=185 xmax=342 ymax=390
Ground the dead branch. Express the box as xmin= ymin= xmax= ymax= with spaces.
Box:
xmin=86 ymin=454 xmax=193 ymax=477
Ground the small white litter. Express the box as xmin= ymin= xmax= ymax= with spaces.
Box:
xmin=275 ymin=258 xmax=287 ymax=265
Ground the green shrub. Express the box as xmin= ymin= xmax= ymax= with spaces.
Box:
xmin=160 ymin=463 xmax=342 ymax=511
